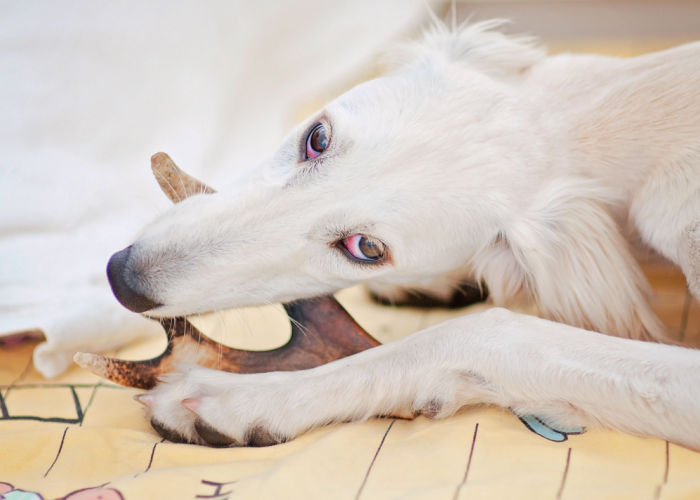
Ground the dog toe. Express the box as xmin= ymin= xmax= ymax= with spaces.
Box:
xmin=245 ymin=425 xmax=280 ymax=447
xmin=150 ymin=417 xmax=192 ymax=444
xmin=194 ymin=418 xmax=240 ymax=447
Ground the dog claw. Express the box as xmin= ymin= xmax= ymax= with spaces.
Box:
xmin=181 ymin=398 xmax=201 ymax=412
xmin=133 ymin=394 xmax=154 ymax=407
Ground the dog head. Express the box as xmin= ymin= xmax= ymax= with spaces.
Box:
xmin=106 ymin=22 xmax=667 ymax=343
xmin=107 ymin=22 xmax=545 ymax=317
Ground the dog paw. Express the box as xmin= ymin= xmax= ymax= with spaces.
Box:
xmin=138 ymin=366 xmax=291 ymax=447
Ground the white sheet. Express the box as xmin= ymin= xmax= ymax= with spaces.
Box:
xmin=0 ymin=0 xmax=430 ymax=377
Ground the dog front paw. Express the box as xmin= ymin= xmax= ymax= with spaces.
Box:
xmin=138 ymin=366 xmax=293 ymax=447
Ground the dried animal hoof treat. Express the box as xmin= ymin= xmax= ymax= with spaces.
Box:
xmin=74 ymin=153 xmax=380 ymax=389
xmin=150 ymin=152 xmax=214 ymax=202
xmin=75 ymin=298 xmax=379 ymax=389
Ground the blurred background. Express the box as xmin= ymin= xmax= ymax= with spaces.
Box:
xmin=454 ymin=1 xmax=700 ymax=54
xmin=301 ymin=1 xmax=700 ymax=114
xmin=0 ymin=0 xmax=698 ymax=377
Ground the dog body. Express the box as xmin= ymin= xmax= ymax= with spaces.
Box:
xmin=110 ymin=23 xmax=700 ymax=447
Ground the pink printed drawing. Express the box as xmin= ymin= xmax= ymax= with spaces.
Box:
xmin=60 ymin=486 xmax=124 ymax=500
xmin=0 ymin=482 xmax=124 ymax=500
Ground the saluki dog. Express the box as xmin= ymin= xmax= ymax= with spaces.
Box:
xmin=106 ymin=22 xmax=700 ymax=448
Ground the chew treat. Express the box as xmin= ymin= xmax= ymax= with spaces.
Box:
xmin=75 ymin=299 xmax=380 ymax=389
xmin=150 ymin=152 xmax=215 ymax=202
xmin=74 ymin=154 xmax=380 ymax=389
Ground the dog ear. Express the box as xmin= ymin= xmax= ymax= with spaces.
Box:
xmin=475 ymin=179 xmax=669 ymax=341
xmin=392 ymin=20 xmax=545 ymax=78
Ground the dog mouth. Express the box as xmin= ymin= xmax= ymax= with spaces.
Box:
xmin=82 ymin=153 xmax=382 ymax=389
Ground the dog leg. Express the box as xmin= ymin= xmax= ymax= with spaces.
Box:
xmin=629 ymin=154 xmax=700 ymax=300
xmin=144 ymin=308 xmax=700 ymax=448
xmin=484 ymin=179 xmax=669 ymax=341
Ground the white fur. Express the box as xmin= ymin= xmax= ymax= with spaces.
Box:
xmin=149 ymin=309 xmax=700 ymax=448
xmin=129 ymin=23 xmax=700 ymax=447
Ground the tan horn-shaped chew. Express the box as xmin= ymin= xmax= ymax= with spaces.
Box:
xmin=75 ymin=153 xmax=380 ymax=389
xmin=75 ymin=298 xmax=380 ymax=389
xmin=151 ymin=152 xmax=215 ymax=203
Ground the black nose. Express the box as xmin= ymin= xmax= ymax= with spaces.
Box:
xmin=107 ymin=245 xmax=161 ymax=313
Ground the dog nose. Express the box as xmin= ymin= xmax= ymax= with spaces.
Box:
xmin=107 ymin=245 xmax=161 ymax=313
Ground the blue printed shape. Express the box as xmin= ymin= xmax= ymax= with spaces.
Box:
xmin=518 ymin=414 xmax=585 ymax=442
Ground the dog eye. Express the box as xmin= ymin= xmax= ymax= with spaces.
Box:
xmin=342 ymin=234 xmax=386 ymax=262
xmin=305 ymin=123 xmax=328 ymax=160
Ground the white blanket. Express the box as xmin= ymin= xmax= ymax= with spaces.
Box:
xmin=0 ymin=0 xmax=429 ymax=377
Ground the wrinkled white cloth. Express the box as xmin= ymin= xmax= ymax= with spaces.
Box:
xmin=0 ymin=0 xmax=429 ymax=377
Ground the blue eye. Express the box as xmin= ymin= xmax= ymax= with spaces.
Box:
xmin=305 ymin=123 xmax=328 ymax=160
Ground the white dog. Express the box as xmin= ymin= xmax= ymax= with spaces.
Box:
xmin=106 ymin=21 xmax=700 ymax=448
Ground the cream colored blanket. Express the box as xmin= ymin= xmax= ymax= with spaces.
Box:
xmin=1 ymin=281 xmax=699 ymax=499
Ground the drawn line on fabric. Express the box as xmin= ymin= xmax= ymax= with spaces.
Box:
xmin=653 ymin=440 xmax=671 ymax=500
xmin=452 ymin=422 xmax=479 ymax=500
xmin=556 ymin=447 xmax=572 ymax=500
xmin=1 ymin=356 xmax=34 ymax=399
xmin=44 ymin=426 xmax=69 ymax=477
xmin=79 ymin=381 xmax=104 ymax=426
xmin=355 ymin=419 xmax=396 ymax=500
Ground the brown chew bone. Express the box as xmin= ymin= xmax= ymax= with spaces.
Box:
xmin=74 ymin=153 xmax=380 ymax=389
